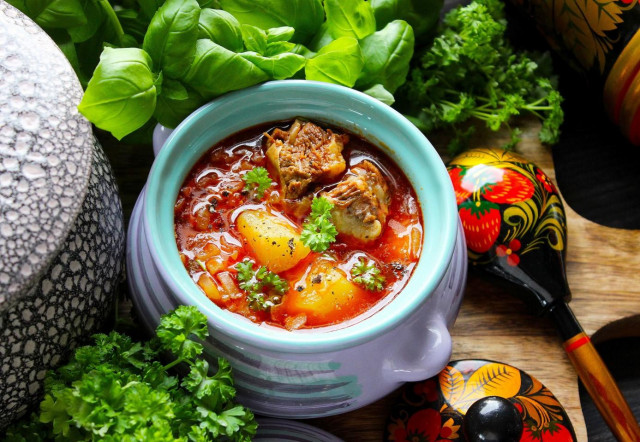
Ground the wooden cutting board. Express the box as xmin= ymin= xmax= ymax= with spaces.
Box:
xmin=299 ymin=120 xmax=640 ymax=441
xmin=105 ymin=118 xmax=640 ymax=441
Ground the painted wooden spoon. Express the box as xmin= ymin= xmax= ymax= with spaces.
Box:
xmin=447 ymin=147 xmax=640 ymax=441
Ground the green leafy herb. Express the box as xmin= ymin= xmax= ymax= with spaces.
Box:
xmin=3 ymin=306 xmax=257 ymax=441
xmin=371 ymin=0 xmax=443 ymax=45
xmin=240 ymin=51 xmax=307 ymax=80
xmin=198 ymin=8 xmax=244 ymax=52
xmin=77 ymin=47 xmax=159 ymax=140
xmin=355 ymin=19 xmax=415 ymax=95
xmin=184 ymin=38 xmax=270 ymax=99
xmin=323 ymin=0 xmax=376 ymax=40
xmin=9 ymin=0 xmax=434 ymax=141
xmin=218 ymin=0 xmax=324 ymax=44
xmin=399 ymin=0 xmax=563 ymax=153
xmin=242 ymin=166 xmax=273 ymax=199
xmin=351 ymin=257 xmax=386 ymax=291
xmin=305 ymin=36 xmax=364 ymax=87
xmin=236 ymin=259 xmax=288 ymax=310
xmin=142 ymin=0 xmax=201 ymax=79
xmin=154 ymin=82 xmax=206 ymax=128
xmin=361 ymin=83 xmax=396 ymax=105
xmin=300 ymin=196 xmax=338 ymax=252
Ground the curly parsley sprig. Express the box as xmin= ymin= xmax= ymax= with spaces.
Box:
xmin=351 ymin=258 xmax=386 ymax=291
xmin=301 ymin=197 xmax=338 ymax=252
xmin=242 ymin=167 xmax=273 ymax=199
xmin=401 ymin=0 xmax=564 ymax=153
xmin=236 ymin=260 xmax=288 ymax=310
xmin=4 ymin=306 xmax=257 ymax=441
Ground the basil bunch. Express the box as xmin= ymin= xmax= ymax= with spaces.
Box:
xmin=9 ymin=0 xmax=426 ymax=141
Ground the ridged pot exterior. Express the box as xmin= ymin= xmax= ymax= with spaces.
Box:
xmin=127 ymin=192 xmax=466 ymax=418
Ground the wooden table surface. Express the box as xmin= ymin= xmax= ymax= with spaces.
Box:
xmin=103 ymin=118 xmax=640 ymax=441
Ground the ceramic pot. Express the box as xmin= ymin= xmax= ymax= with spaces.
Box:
xmin=0 ymin=3 xmax=125 ymax=427
xmin=127 ymin=80 xmax=467 ymax=418
xmin=255 ymin=418 xmax=341 ymax=441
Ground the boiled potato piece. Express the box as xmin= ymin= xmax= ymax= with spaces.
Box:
xmin=285 ymin=259 xmax=366 ymax=325
xmin=237 ymin=209 xmax=310 ymax=272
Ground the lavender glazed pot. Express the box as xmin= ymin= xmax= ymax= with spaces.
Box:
xmin=126 ymin=80 xmax=467 ymax=418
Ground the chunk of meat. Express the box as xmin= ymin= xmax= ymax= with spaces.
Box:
xmin=266 ymin=120 xmax=347 ymax=199
xmin=322 ymin=160 xmax=390 ymax=242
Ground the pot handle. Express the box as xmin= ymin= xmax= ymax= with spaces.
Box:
xmin=382 ymin=316 xmax=452 ymax=383
xmin=152 ymin=124 xmax=174 ymax=157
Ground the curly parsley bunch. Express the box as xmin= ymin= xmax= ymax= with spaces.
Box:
xmin=4 ymin=306 xmax=257 ymax=442
xmin=401 ymin=0 xmax=563 ymax=153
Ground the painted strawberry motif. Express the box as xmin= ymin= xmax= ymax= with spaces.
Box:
xmin=449 ymin=165 xmax=535 ymax=206
xmin=521 ymin=421 xmax=574 ymax=441
xmin=461 ymin=165 xmax=535 ymax=204
xmin=448 ymin=167 xmax=472 ymax=205
xmin=458 ymin=200 xmax=501 ymax=253
xmin=483 ymin=168 xmax=535 ymax=204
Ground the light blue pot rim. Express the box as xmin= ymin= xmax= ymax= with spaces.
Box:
xmin=143 ymin=80 xmax=458 ymax=353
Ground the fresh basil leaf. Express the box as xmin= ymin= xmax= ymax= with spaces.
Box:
xmin=21 ymin=0 xmax=87 ymax=29
xmin=66 ymin=0 xmax=102 ymax=43
xmin=306 ymin=22 xmax=334 ymax=52
xmin=155 ymin=85 xmax=206 ymax=128
xmin=115 ymin=8 xmax=150 ymax=44
xmin=184 ymin=39 xmax=269 ymax=99
xmin=323 ymin=0 xmax=376 ymax=40
xmin=198 ymin=8 xmax=243 ymax=52
xmin=78 ymin=47 xmax=158 ymax=140
xmin=240 ymin=51 xmax=306 ymax=80
xmin=240 ymin=24 xmax=268 ymax=54
xmin=266 ymin=26 xmax=295 ymax=43
xmin=371 ymin=0 xmax=443 ymax=45
xmin=291 ymin=43 xmax=316 ymax=59
xmin=138 ymin=0 xmax=165 ymax=20
xmin=305 ymin=36 xmax=364 ymax=87
xmin=143 ymin=0 xmax=201 ymax=79
xmin=361 ymin=83 xmax=395 ymax=105
xmin=219 ymin=0 xmax=323 ymax=44
xmin=265 ymin=41 xmax=295 ymax=56
xmin=198 ymin=0 xmax=221 ymax=7
xmin=356 ymin=20 xmax=414 ymax=94
xmin=160 ymin=78 xmax=189 ymax=100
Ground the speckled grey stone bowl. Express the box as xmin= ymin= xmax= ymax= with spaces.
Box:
xmin=0 ymin=3 xmax=125 ymax=427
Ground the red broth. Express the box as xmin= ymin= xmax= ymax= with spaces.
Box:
xmin=174 ymin=120 xmax=423 ymax=329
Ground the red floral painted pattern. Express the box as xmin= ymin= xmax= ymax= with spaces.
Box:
xmin=535 ymin=168 xmax=557 ymax=194
xmin=447 ymin=148 xmax=566 ymax=267
xmin=496 ymin=239 xmax=522 ymax=266
xmin=386 ymin=360 xmax=576 ymax=442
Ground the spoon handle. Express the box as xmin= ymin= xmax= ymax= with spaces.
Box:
xmin=549 ymin=301 xmax=640 ymax=441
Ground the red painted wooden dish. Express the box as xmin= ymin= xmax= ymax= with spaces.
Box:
xmin=446 ymin=148 xmax=640 ymax=440
xmin=386 ymin=359 xmax=576 ymax=441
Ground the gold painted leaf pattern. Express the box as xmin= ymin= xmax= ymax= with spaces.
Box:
xmin=439 ymin=365 xmax=465 ymax=406
xmin=503 ymin=198 xmax=539 ymax=242
xmin=515 ymin=376 xmax=565 ymax=425
xmin=448 ymin=147 xmax=526 ymax=168
xmin=453 ymin=363 xmax=521 ymax=413
xmin=552 ymin=0 xmax=624 ymax=72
